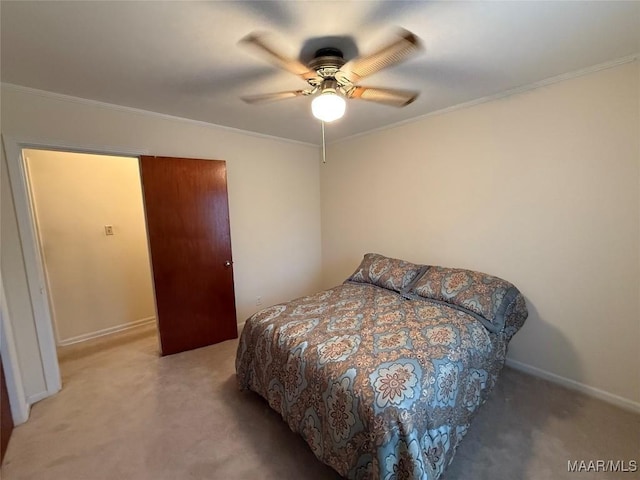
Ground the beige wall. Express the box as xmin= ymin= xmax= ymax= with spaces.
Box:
xmin=26 ymin=150 xmax=155 ymax=344
xmin=3 ymin=62 xmax=638 ymax=410
xmin=321 ymin=61 xmax=640 ymax=406
xmin=1 ymin=85 xmax=322 ymax=400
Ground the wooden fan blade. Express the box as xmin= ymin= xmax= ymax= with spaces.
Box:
xmin=342 ymin=28 xmax=422 ymax=82
xmin=240 ymin=32 xmax=316 ymax=81
xmin=241 ymin=90 xmax=306 ymax=104
xmin=349 ymin=86 xmax=418 ymax=107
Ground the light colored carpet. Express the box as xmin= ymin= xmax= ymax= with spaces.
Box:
xmin=1 ymin=325 xmax=638 ymax=480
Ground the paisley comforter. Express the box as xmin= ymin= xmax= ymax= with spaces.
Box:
xmin=236 ymin=282 xmax=517 ymax=479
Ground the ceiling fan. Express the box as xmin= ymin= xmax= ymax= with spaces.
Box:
xmin=239 ymin=29 xmax=422 ymax=123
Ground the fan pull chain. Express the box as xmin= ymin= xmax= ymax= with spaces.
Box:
xmin=321 ymin=121 xmax=326 ymax=164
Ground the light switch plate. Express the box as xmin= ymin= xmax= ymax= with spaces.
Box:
xmin=104 ymin=225 xmax=114 ymax=236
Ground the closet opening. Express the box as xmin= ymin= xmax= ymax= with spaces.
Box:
xmin=24 ymin=149 xmax=159 ymax=381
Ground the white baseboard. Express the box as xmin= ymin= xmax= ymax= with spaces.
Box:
xmin=26 ymin=390 xmax=49 ymax=406
xmin=13 ymin=403 xmax=30 ymax=425
xmin=57 ymin=317 xmax=156 ymax=347
xmin=1 ymin=280 xmax=31 ymax=424
xmin=505 ymin=357 xmax=640 ymax=414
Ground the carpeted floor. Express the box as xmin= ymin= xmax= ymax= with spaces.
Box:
xmin=2 ymin=325 xmax=638 ymax=480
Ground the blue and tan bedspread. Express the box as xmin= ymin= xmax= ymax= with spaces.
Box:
xmin=236 ymin=282 xmax=518 ymax=479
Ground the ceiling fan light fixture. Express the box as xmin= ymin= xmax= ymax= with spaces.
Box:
xmin=311 ymin=91 xmax=346 ymax=123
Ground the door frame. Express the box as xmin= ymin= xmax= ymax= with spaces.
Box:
xmin=2 ymin=134 xmax=149 ymax=422
xmin=0 ymin=274 xmax=28 ymax=424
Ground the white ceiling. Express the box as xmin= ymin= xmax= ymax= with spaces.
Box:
xmin=2 ymin=1 xmax=639 ymax=145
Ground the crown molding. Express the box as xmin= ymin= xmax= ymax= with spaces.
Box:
xmin=0 ymin=83 xmax=318 ymax=148
xmin=332 ymin=54 xmax=640 ymax=145
xmin=3 ymin=53 xmax=637 ymax=148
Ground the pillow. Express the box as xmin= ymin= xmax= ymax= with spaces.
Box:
xmin=347 ymin=253 xmax=424 ymax=293
xmin=406 ymin=266 xmax=526 ymax=334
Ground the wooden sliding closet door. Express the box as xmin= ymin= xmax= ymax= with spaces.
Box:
xmin=140 ymin=156 xmax=237 ymax=356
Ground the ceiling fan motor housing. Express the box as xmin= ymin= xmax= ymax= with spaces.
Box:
xmin=308 ymin=47 xmax=346 ymax=71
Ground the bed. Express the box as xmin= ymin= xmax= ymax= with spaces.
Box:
xmin=236 ymin=253 xmax=528 ymax=479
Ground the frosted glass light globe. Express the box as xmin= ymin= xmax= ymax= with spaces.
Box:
xmin=311 ymin=92 xmax=346 ymax=122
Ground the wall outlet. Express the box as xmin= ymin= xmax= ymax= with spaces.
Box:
xmin=256 ymin=296 xmax=262 ymax=306
xmin=104 ymin=225 xmax=114 ymax=236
